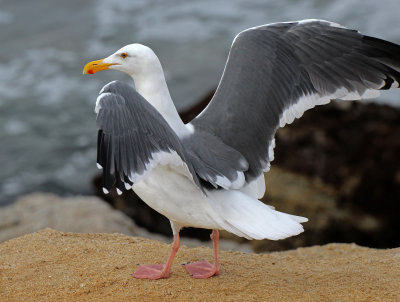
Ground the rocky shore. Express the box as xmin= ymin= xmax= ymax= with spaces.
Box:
xmin=0 ymin=95 xmax=398 ymax=301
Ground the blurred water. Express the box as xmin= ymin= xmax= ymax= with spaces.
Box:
xmin=0 ymin=0 xmax=399 ymax=205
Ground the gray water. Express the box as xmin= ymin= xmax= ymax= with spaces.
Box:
xmin=1 ymin=0 xmax=399 ymax=205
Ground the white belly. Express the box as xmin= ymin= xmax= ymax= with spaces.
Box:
xmin=132 ymin=165 xmax=221 ymax=230
xmin=132 ymin=164 xmax=308 ymax=241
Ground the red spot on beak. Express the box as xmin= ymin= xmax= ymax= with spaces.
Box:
xmin=88 ymin=69 xmax=94 ymax=74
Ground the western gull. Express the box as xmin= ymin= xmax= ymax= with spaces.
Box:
xmin=83 ymin=19 xmax=400 ymax=279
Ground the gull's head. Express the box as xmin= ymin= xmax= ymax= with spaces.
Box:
xmin=83 ymin=44 xmax=160 ymax=78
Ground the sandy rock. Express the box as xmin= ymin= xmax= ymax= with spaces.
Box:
xmin=0 ymin=193 xmax=137 ymax=242
xmin=1 ymin=229 xmax=399 ymax=302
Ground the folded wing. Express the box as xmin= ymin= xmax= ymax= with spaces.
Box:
xmin=95 ymin=81 xmax=201 ymax=194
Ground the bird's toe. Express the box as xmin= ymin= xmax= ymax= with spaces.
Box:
xmin=184 ymin=259 xmax=219 ymax=279
xmin=132 ymin=264 xmax=170 ymax=280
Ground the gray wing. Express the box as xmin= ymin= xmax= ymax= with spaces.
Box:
xmin=96 ymin=81 xmax=201 ymax=194
xmin=191 ymin=19 xmax=400 ymax=182
xmin=182 ymin=129 xmax=248 ymax=190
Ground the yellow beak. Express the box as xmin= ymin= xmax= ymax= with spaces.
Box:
xmin=82 ymin=59 xmax=116 ymax=74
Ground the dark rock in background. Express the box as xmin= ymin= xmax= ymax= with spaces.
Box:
xmin=93 ymin=89 xmax=400 ymax=251
xmin=274 ymin=101 xmax=400 ymax=249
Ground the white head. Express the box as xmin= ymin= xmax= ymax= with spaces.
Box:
xmin=83 ymin=43 xmax=186 ymax=134
xmin=83 ymin=43 xmax=162 ymax=79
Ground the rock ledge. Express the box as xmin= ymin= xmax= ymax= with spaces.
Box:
xmin=1 ymin=229 xmax=399 ymax=301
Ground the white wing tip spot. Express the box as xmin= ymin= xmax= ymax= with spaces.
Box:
xmin=231 ymin=171 xmax=246 ymax=189
xmin=215 ymin=175 xmax=232 ymax=190
xmin=102 ymin=187 xmax=109 ymax=194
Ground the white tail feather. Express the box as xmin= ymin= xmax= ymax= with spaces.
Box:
xmin=208 ymin=190 xmax=308 ymax=240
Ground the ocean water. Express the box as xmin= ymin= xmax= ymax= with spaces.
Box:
xmin=0 ymin=0 xmax=399 ymax=205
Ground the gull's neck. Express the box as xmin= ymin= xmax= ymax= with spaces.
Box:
xmin=130 ymin=61 xmax=188 ymax=137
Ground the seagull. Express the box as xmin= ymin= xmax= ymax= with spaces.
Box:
xmin=83 ymin=19 xmax=400 ymax=279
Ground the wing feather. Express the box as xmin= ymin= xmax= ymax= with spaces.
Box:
xmin=191 ymin=19 xmax=400 ymax=182
xmin=95 ymin=81 xmax=202 ymax=194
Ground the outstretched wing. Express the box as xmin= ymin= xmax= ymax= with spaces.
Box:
xmin=96 ymin=81 xmax=201 ymax=194
xmin=191 ymin=19 xmax=400 ymax=183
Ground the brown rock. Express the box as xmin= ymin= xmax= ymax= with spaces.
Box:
xmin=1 ymin=229 xmax=399 ymax=302
xmin=273 ymin=101 xmax=400 ymax=248
xmin=0 ymin=193 xmax=137 ymax=242
xmin=255 ymin=167 xmax=381 ymax=252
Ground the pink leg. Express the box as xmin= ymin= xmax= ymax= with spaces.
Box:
xmin=132 ymin=233 xmax=180 ymax=280
xmin=184 ymin=229 xmax=220 ymax=279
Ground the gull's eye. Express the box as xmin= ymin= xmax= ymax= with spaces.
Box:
xmin=120 ymin=52 xmax=128 ymax=59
